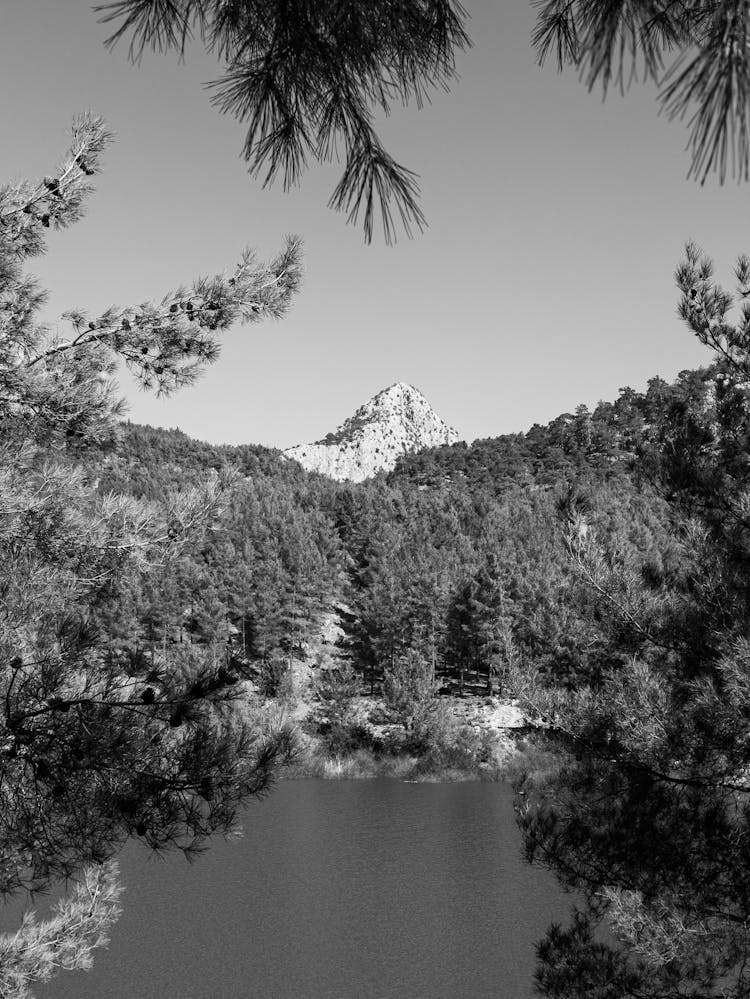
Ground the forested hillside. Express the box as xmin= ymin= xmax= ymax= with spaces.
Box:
xmin=90 ymin=424 xmax=346 ymax=695
xmin=94 ymin=364 xmax=716 ymax=704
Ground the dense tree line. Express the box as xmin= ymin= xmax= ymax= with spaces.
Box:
xmin=92 ymin=423 xmax=345 ymax=683
xmin=103 ymin=351 xmax=711 ymax=715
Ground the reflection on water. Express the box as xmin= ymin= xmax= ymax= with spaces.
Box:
xmin=30 ymin=779 xmax=568 ymax=999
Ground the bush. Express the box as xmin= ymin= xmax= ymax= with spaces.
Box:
xmin=317 ymin=719 xmax=373 ymax=755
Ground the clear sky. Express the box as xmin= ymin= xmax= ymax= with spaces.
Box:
xmin=1 ymin=2 xmax=747 ymax=448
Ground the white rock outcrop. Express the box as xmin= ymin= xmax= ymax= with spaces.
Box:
xmin=284 ymin=382 xmax=459 ymax=482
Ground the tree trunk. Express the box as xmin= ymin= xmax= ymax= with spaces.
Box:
xmin=431 ymin=622 xmax=436 ymax=683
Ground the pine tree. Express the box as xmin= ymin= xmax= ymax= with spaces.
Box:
xmin=382 ymin=649 xmax=438 ymax=739
xmin=0 ymin=113 xmax=301 ymax=990
xmin=314 ymin=660 xmax=361 ymax=753
xmin=514 ymin=243 xmax=750 ymax=998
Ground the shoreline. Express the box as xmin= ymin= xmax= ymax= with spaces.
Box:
xmin=272 ymin=692 xmax=526 ymax=783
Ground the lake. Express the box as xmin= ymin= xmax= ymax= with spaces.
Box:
xmin=27 ymin=779 xmax=569 ymax=999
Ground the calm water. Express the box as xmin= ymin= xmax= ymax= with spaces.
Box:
xmin=23 ymin=780 xmax=569 ymax=999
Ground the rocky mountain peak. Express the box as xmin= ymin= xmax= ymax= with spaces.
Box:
xmin=284 ymin=382 xmax=458 ymax=482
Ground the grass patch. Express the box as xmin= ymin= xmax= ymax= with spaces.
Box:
xmin=284 ymin=729 xmax=515 ymax=782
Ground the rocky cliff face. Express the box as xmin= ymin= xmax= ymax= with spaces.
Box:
xmin=284 ymin=382 xmax=459 ymax=482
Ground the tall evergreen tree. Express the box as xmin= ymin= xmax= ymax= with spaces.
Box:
xmin=0 ymin=113 xmax=301 ymax=988
xmin=514 ymin=243 xmax=750 ymax=998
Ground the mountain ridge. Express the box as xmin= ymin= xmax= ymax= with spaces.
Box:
xmin=283 ymin=381 xmax=459 ymax=482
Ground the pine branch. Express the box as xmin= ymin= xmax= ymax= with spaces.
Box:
xmin=95 ymin=0 xmax=470 ymax=242
xmin=661 ymin=1 xmax=750 ymax=183
xmin=0 ymin=113 xmax=114 ymax=261
xmin=531 ymin=1 xmax=750 ymax=186
xmin=0 ymin=861 xmax=123 ymax=998
xmin=25 ymin=236 xmax=303 ymax=397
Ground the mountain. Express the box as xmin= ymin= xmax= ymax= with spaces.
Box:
xmin=283 ymin=381 xmax=459 ymax=482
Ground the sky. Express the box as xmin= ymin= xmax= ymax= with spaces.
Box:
xmin=1 ymin=2 xmax=748 ymax=449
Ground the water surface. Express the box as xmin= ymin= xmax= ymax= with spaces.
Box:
xmin=28 ymin=779 xmax=569 ymax=999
